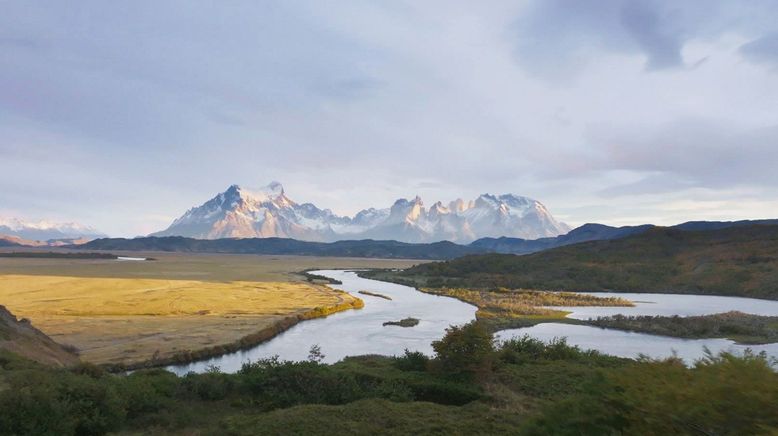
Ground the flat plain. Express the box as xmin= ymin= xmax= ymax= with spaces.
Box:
xmin=0 ymin=251 xmax=425 ymax=366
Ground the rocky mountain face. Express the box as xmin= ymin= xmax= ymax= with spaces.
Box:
xmin=152 ymin=182 xmax=570 ymax=243
xmin=0 ymin=217 xmax=104 ymax=242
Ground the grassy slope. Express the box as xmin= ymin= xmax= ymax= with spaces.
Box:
xmin=389 ymin=225 xmax=778 ymax=300
xmin=0 ymin=306 xmax=79 ymax=367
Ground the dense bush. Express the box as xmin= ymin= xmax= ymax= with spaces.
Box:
xmin=497 ymin=335 xmax=601 ymax=364
xmin=0 ymin=371 xmax=124 ymax=436
xmin=431 ymin=321 xmax=495 ymax=379
xmin=394 ymin=349 xmax=429 ymax=372
xmin=181 ymin=366 xmax=233 ymax=401
xmin=521 ymin=350 xmax=778 ymax=435
xmin=238 ymin=358 xmax=374 ymax=408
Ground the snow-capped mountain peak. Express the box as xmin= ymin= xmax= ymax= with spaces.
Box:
xmin=0 ymin=217 xmax=105 ymax=241
xmin=152 ymin=183 xmax=570 ymax=242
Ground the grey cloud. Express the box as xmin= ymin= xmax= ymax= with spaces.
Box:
xmin=513 ymin=0 xmax=778 ymax=77
xmin=620 ymin=1 xmax=684 ymax=70
xmin=740 ymin=33 xmax=778 ymax=69
xmin=584 ymin=121 xmax=778 ymax=193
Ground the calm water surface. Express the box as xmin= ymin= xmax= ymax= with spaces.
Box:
xmin=169 ymin=270 xmax=777 ymax=374
xmin=169 ymin=270 xmax=477 ymax=374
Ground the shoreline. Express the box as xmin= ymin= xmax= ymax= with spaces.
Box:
xmin=356 ymin=271 xmax=778 ymax=343
xmin=102 ymin=292 xmax=364 ymax=373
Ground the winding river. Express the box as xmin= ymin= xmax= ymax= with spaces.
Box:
xmin=169 ymin=270 xmax=778 ymax=374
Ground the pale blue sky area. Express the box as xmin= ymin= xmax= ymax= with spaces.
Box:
xmin=2 ymin=1 xmax=777 ymax=236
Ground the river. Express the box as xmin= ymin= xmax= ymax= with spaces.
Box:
xmin=169 ymin=270 xmax=778 ymax=374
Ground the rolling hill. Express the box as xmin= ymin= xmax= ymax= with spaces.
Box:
xmin=0 ymin=305 xmax=79 ymax=367
xmin=378 ymin=224 xmax=778 ymax=300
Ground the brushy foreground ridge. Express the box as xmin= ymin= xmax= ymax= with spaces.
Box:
xmin=0 ymin=321 xmax=776 ymax=435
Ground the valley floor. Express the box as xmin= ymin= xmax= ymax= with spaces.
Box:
xmin=0 ymin=252 xmax=422 ymax=368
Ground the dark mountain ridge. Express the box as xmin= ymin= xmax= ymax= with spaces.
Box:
xmin=68 ymin=219 xmax=778 ymax=260
xmin=469 ymin=219 xmax=778 ymax=254
xmin=75 ymin=236 xmax=483 ymax=260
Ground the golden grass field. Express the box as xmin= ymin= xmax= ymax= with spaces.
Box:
xmin=0 ymin=252 xmax=424 ymax=366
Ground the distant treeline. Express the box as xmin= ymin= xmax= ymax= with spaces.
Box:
xmin=0 ymin=252 xmax=118 ymax=260
xmin=74 ymin=236 xmax=484 ymax=260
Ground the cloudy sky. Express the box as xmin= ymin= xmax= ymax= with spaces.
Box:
xmin=2 ymin=0 xmax=777 ymax=237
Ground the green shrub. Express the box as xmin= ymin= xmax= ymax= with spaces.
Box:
xmin=114 ymin=375 xmax=171 ymax=419
xmin=181 ymin=366 xmax=233 ymax=401
xmin=0 ymin=382 xmax=73 ymax=435
xmin=521 ymin=350 xmax=778 ymax=435
xmin=431 ymin=321 xmax=495 ymax=379
xmin=57 ymin=375 xmax=125 ymax=436
xmin=394 ymin=349 xmax=429 ymax=372
xmin=70 ymin=362 xmax=106 ymax=379
xmin=238 ymin=358 xmax=366 ymax=408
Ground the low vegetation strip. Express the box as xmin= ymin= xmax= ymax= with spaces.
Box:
xmin=381 ymin=225 xmax=778 ymax=300
xmin=358 ymin=290 xmax=393 ymax=300
xmin=588 ymin=311 xmax=778 ymax=345
xmin=300 ymin=271 xmax=343 ymax=284
xmin=415 ymin=287 xmax=631 ymax=330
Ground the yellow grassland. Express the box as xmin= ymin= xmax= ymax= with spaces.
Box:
xmin=0 ymin=272 xmax=363 ymax=367
xmin=0 ymin=253 xmax=423 ymax=367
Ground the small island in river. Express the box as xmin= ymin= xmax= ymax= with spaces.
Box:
xmin=383 ymin=317 xmax=419 ymax=327
xmin=359 ymin=290 xmax=393 ymax=300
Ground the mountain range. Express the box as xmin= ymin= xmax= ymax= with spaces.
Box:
xmin=150 ymin=182 xmax=570 ymax=243
xmin=0 ymin=217 xmax=105 ymax=246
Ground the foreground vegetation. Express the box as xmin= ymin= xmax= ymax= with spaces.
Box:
xmin=589 ymin=311 xmax=778 ymax=345
xmin=1 ymin=321 xmax=775 ymax=435
xmin=374 ymin=225 xmax=778 ymax=300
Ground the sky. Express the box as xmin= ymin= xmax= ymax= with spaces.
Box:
xmin=1 ymin=0 xmax=778 ymax=237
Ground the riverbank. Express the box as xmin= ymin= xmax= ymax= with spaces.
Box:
xmin=106 ymin=295 xmax=364 ymax=372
